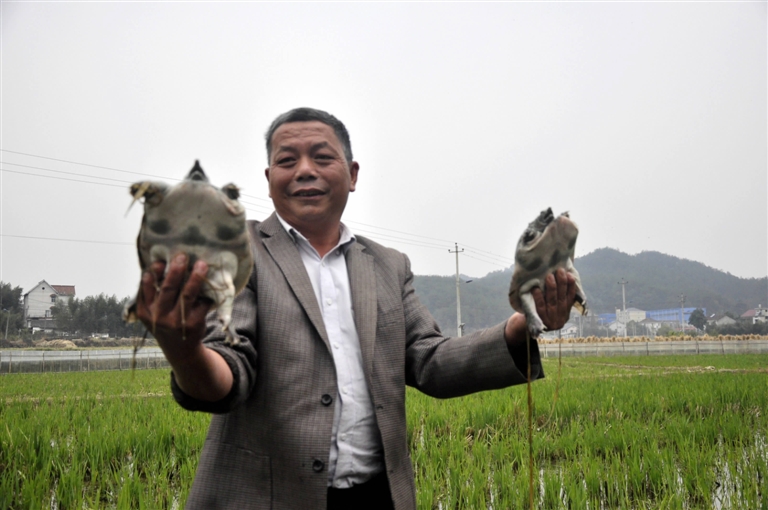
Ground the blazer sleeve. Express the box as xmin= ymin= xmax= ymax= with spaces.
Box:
xmin=170 ymin=278 xmax=260 ymax=414
xmin=401 ymin=253 xmax=544 ymax=398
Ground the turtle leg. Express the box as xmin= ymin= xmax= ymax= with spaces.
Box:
xmin=216 ymin=268 xmax=238 ymax=346
xmin=204 ymin=255 xmax=239 ymax=346
xmin=564 ymin=259 xmax=588 ymax=315
xmin=519 ymin=291 xmax=545 ymax=339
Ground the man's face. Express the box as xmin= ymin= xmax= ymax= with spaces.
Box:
xmin=265 ymin=121 xmax=359 ymax=233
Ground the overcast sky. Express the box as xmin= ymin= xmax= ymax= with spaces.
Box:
xmin=1 ymin=2 xmax=766 ymax=302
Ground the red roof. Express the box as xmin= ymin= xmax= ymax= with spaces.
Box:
xmin=51 ymin=285 xmax=76 ymax=296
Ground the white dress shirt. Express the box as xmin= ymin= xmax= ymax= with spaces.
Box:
xmin=276 ymin=214 xmax=384 ymax=488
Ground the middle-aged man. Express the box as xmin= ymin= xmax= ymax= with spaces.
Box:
xmin=134 ymin=107 xmax=576 ymax=510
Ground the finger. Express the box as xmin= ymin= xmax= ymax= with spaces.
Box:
xmin=555 ymin=268 xmax=569 ymax=319
xmin=545 ymin=272 xmax=557 ymax=318
xmin=140 ymin=271 xmax=156 ymax=306
xmin=565 ymin=272 xmax=576 ymax=310
xmin=531 ymin=286 xmax=547 ymax=322
xmin=154 ymin=254 xmax=187 ymax=312
xmin=134 ymin=271 xmax=156 ymax=324
xmin=180 ymin=260 xmax=209 ymax=312
xmin=150 ymin=261 xmax=166 ymax=283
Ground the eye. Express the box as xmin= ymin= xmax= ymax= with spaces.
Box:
xmin=222 ymin=183 xmax=240 ymax=200
xmin=523 ymin=230 xmax=538 ymax=244
xmin=276 ymin=156 xmax=295 ymax=166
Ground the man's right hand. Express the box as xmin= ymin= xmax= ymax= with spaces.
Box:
xmin=135 ymin=253 xmax=234 ymax=401
xmin=134 ymin=253 xmax=212 ymax=363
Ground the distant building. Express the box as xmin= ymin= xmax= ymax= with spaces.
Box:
xmin=616 ymin=307 xmax=647 ymax=324
xmin=741 ymin=305 xmax=767 ymax=324
xmin=639 ymin=317 xmax=663 ymax=336
xmin=707 ymin=313 xmax=737 ymax=328
xmin=607 ymin=321 xmax=623 ymax=335
xmin=597 ymin=313 xmax=616 ymax=325
xmin=541 ymin=322 xmax=579 ymax=340
xmin=23 ymin=280 xmax=76 ymax=329
xmin=646 ymin=307 xmax=704 ymax=323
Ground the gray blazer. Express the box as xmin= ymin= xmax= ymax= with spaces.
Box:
xmin=172 ymin=213 xmax=542 ymax=509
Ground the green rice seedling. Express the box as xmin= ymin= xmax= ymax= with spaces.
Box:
xmin=3 ymin=355 xmax=767 ymax=508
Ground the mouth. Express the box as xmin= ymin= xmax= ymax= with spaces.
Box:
xmin=292 ymin=188 xmax=326 ymax=198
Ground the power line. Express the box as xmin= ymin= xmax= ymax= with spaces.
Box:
xmin=1 ymin=234 xmax=133 ymax=246
xmin=2 ymin=149 xmax=273 ymax=203
xmin=2 ymin=149 xmax=516 ymax=267
xmin=2 ymin=167 xmax=461 ymax=253
xmin=1 ymin=168 xmax=126 ymax=188
xmin=463 ymin=247 xmax=514 ymax=265
xmin=3 ymin=150 xmax=511 ymax=259
xmin=462 ymin=252 xmax=510 ymax=269
xmin=0 ymin=149 xmax=181 ymax=182
xmin=2 ymin=161 xmax=139 ymax=184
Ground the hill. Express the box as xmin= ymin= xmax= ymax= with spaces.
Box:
xmin=412 ymin=248 xmax=767 ymax=336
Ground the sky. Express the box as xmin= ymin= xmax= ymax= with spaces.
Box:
xmin=1 ymin=2 xmax=766 ymax=302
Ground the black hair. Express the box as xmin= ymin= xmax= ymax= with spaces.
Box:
xmin=265 ymin=107 xmax=353 ymax=165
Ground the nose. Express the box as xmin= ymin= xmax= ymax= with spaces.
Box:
xmin=294 ymin=155 xmax=318 ymax=181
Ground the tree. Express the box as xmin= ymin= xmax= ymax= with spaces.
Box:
xmin=51 ymin=298 xmax=77 ymax=335
xmin=0 ymin=281 xmax=23 ymax=314
xmin=0 ymin=281 xmax=25 ymax=340
xmin=657 ymin=324 xmax=676 ymax=337
xmin=688 ymin=308 xmax=707 ymax=331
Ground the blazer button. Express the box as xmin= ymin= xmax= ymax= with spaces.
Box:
xmin=321 ymin=394 xmax=333 ymax=406
xmin=312 ymin=459 xmax=325 ymax=472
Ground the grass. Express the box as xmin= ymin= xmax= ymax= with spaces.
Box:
xmin=1 ymin=355 xmax=766 ymax=509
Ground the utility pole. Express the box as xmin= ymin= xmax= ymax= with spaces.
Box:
xmin=618 ymin=278 xmax=629 ymax=338
xmin=2 ymin=308 xmax=9 ymax=342
xmin=449 ymin=243 xmax=464 ymax=337
xmin=680 ymin=294 xmax=686 ymax=334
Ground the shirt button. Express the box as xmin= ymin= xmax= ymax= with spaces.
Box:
xmin=342 ymin=387 xmax=348 ymax=395
xmin=333 ymin=343 xmax=340 ymax=349
xmin=340 ymin=433 xmax=347 ymax=441
xmin=312 ymin=459 xmax=325 ymax=472
xmin=326 ymin=298 xmax=332 ymax=306
xmin=321 ymin=394 xmax=333 ymax=406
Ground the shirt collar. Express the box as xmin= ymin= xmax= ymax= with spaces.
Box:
xmin=275 ymin=212 xmax=356 ymax=254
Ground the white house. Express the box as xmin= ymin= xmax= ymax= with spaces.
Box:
xmin=607 ymin=320 xmax=623 ymax=335
xmin=23 ymin=280 xmax=76 ymax=328
xmin=540 ymin=322 xmax=579 ymax=340
xmin=707 ymin=313 xmax=737 ymax=328
xmin=741 ymin=305 xmax=767 ymax=324
xmin=616 ymin=307 xmax=647 ymax=324
xmin=639 ymin=317 xmax=663 ymax=337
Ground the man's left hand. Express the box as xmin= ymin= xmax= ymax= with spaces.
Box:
xmin=504 ymin=268 xmax=577 ymax=347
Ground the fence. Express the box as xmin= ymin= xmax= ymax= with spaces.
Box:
xmin=0 ymin=348 xmax=170 ymax=374
xmin=540 ymin=339 xmax=768 ymax=358
xmin=3 ymin=339 xmax=768 ymax=374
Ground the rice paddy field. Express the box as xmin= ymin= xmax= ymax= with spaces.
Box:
xmin=1 ymin=354 xmax=766 ymax=509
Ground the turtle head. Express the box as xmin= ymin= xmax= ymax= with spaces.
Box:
xmin=186 ymin=160 xmax=209 ymax=182
xmin=519 ymin=208 xmax=555 ymax=247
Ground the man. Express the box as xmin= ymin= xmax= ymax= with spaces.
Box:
xmin=134 ymin=107 xmax=576 ymax=509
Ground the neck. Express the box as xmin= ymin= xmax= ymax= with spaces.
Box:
xmin=303 ymin=227 xmax=341 ymax=258
xmin=281 ymin=216 xmax=342 ymax=258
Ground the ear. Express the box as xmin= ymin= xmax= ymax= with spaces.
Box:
xmin=264 ymin=167 xmax=272 ymax=197
xmin=348 ymin=161 xmax=359 ymax=192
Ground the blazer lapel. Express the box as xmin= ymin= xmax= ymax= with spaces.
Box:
xmin=259 ymin=214 xmax=331 ymax=351
xmin=346 ymin=242 xmax=377 ymax=377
